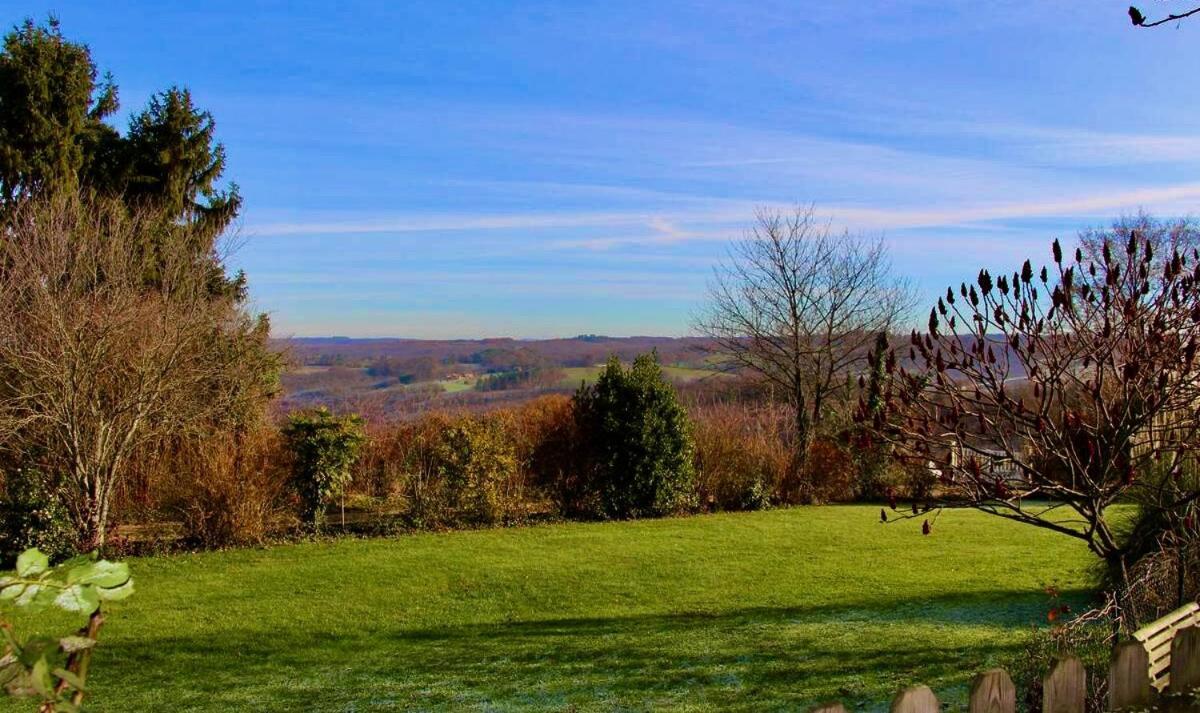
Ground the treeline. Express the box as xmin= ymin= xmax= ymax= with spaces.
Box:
xmin=473 ymin=365 xmax=565 ymax=392
xmin=23 ymin=353 xmax=925 ymax=555
xmin=287 ymin=336 xmax=714 ymax=371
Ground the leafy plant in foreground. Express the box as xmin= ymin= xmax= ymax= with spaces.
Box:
xmin=0 ymin=548 xmax=133 ymax=712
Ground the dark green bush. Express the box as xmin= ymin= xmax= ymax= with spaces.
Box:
xmin=0 ymin=468 xmax=76 ymax=565
xmin=572 ymin=352 xmax=697 ymax=519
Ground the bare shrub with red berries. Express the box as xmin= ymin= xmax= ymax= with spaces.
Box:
xmin=865 ymin=232 xmax=1200 ymax=610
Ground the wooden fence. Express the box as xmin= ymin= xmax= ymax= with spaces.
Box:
xmin=808 ymin=625 xmax=1200 ymax=713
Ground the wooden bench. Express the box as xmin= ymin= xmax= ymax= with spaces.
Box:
xmin=1133 ymin=601 xmax=1200 ymax=692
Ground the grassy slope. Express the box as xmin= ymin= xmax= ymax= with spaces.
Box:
xmin=1 ymin=507 xmax=1097 ymax=712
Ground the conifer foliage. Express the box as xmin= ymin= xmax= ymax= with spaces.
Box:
xmin=573 ymin=353 xmax=697 ymax=519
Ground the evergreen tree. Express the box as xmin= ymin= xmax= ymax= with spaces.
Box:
xmin=123 ymin=87 xmax=241 ymax=244
xmin=0 ymin=16 xmax=240 ymax=248
xmin=573 ymin=352 xmax=697 ymax=519
xmin=0 ymin=17 xmax=116 ymax=203
xmin=0 ymin=18 xmax=278 ymax=548
xmin=851 ymin=331 xmax=893 ymax=501
xmin=0 ymin=16 xmax=259 ymax=319
xmin=283 ymin=409 xmax=367 ymax=530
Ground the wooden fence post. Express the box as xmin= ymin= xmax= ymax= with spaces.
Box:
xmin=891 ymin=685 xmax=940 ymax=713
xmin=1169 ymin=625 xmax=1200 ymax=696
xmin=970 ymin=668 xmax=1016 ymax=713
xmin=807 ymin=703 xmax=847 ymax=713
xmin=1043 ymin=656 xmax=1086 ymax=713
xmin=1109 ymin=641 xmax=1152 ymax=711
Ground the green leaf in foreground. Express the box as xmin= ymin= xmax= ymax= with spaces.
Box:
xmin=15 ymin=549 xmax=48 ymax=578
xmin=1 ymin=547 xmax=134 ymax=711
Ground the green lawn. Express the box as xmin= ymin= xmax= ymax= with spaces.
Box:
xmin=435 ymin=375 xmax=477 ymax=393
xmin=1 ymin=507 xmax=1098 ymax=712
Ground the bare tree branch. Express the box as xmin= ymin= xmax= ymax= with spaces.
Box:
xmin=695 ymin=205 xmax=914 ymax=481
xmin=0 ymin=192 xmax=277 ymax=548
xmin=1130 ymin=3 xmax=1200 ymax=27
xmin=867 ymin=227 xmax=1200 ymax=581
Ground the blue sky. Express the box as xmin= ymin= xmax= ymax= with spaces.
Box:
xmin=12 ymin=1 xmax=1200 ymax=337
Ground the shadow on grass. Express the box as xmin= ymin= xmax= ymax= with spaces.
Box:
xmin=89 ymin=588 xmax=1092 ymax=712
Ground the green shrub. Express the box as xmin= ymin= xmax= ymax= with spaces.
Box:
xmin=433 ymin=416 xmax=519 ymax=525
xmin=392 ymin=414 xmax=456 ymax=528
xmin=572 ymin=353 xmax=697 ymax=519
xmin=356 ymin=411 xmax=532 ymax=529
xmin=850 ymin=331 xmax=893 ymax=502
xmin=0 ymin=468 xmax=76 ymax=566
xmin=282 ymin=408 xmax=367 ymax=529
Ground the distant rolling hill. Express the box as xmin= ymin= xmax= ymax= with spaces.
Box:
xmin=273 ymin=335 xmax=726 ymax=418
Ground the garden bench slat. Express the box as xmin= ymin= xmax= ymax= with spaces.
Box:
xmin=1133 ymin=602 xmax=1200 ymax=692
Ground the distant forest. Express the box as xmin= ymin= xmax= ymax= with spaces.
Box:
xmin=282 ymin=335 xmax=714 ymax=367
xmin=275 ymin=336 xmax=724 ymax=419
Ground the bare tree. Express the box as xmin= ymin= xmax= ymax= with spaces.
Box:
xmin=870 ymin=233 xmax=1200 ymax=604
xmin=1079 ymin=213 xmax=1200 ymax=286
xmin=695 ymin=206 xmax=913 ymax=476
xmin=0 ymin=193 xmax=276 ymax=549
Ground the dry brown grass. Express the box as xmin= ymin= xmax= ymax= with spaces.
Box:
xmin=121 ymin=428 xmax=294 ymax=548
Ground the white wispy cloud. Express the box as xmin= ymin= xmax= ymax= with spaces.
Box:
xmin=831 ymin=183 xmax=1200 ymax=230
xmin=246 ymin=181 xmax=1200 ymax=248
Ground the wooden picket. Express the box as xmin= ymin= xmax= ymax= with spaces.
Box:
xmin=1173 ymin=626 xmax=1200 ymax=696
xmin=1109 ymin=640 xmax=1153 ymax=711
xmin=890 ymin=685 xmax=940 ymax=713
xmin=805 ymin=624 xmax=1200 ymax=713
xmin=1042 ymin=656 xmax=1086 ymax=713
xmin=969 ymin=668 xmax=1016 ymax=713
xmin=1134 ymin=601 xmax=1199 ymax=691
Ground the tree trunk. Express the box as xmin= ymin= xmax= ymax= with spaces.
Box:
xmin=791 ymin=391 xmax=814 ymax=503
xmin=1102 ymin=549 xmax=1141 ymax=632
xmin=70 ymin=609 xmax=104 ymax=708
xmin=80 ymin=509 xmax=107 ymax=552
xmin=1178 ymin=536 xmax=1188 ymax=608
xmin=75 ymin=466 xmax=110 ymax=552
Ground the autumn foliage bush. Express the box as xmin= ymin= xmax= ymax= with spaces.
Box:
xmin=431 ymin=415 xmax=521 ymax=525
xmin=171 ymin=429 xmax=294 ymax=548
xmin=690 ymin=402 xmax=789 ymax=511
xmin=348 ymin=382 xmax=870 ymax=530
xmin=354 ymin=404 xmax=555 ymax=528
xmin=796 ymin=437 xmax=859 ymax=505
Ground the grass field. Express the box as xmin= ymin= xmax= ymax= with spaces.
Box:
xmin=435 ymin=375 xmax=477 ymax=393
xmin=0 ymin=507 xmax=1098 ymax=712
